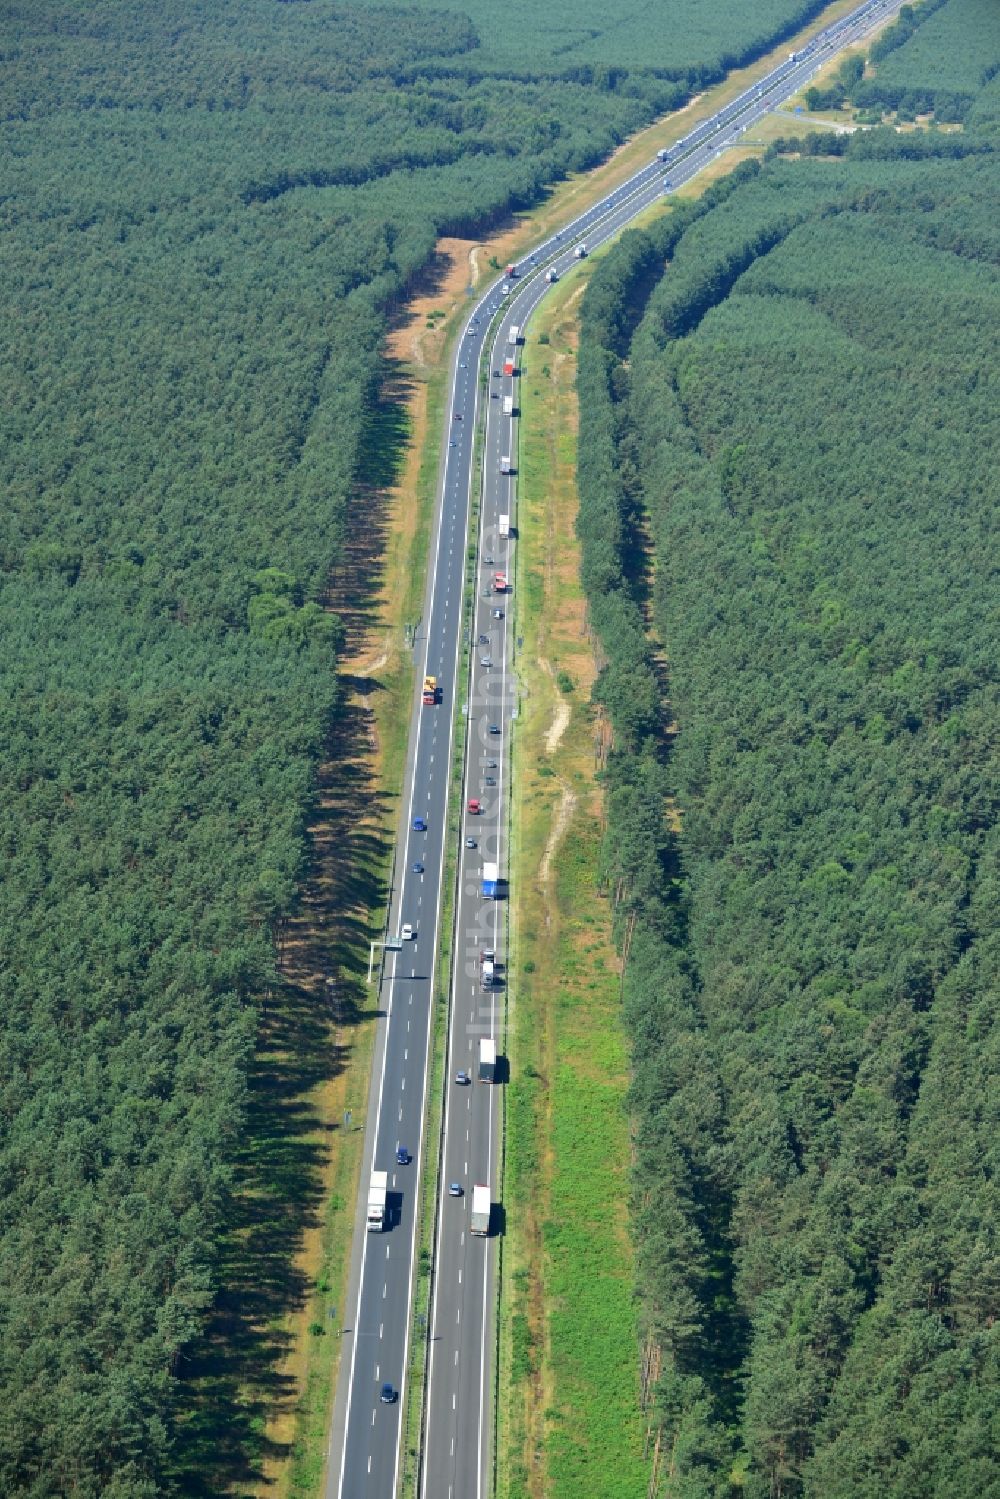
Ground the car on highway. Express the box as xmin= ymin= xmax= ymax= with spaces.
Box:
xmin=455 ymin=1070 xmax=471 ymax=1085
xmin=413 ymin=816 xmax=427 ymax=831
xmin=492 ymin=369 xmax=500 ymax=378
xmin=401 ymin=923 xmax=414 ymax=941
xmin=448 ymin=1182 xmax=463 ymax=1197
xmin=453 ymin=411 xmax=462 ymax=420
xmin=481 ymin=656 xmax=493 ymax=668
xmin=396 ymin=1145 xmax=411 ymax=1164
xmin=486 ymin=758 xmax=498 ymax=768
xmin=479 ymin=633 xmax=490 ymax=644
xmin=459 ymin=361 xmax=467 ymax=369
xmin=491 ymin=608 xmax=504 ymax=619
xmin=484 ymin=555 xmax=494 ymax=566
xmin=449 ymin=439 xmax=457 ymax=447
xmin=412 ymin=861 xmax=424 ymax=874
xmin=488 ymin=724 xmax=501 ymax=735
xmin=465 ymin=837 xmax=477 ymax=849
xmin=380 ymin=1382 xmax=396 ymax=1405
xmin=484 ymin=776 xmax=497 ymax=786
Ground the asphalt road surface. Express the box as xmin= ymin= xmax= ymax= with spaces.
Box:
xmin=330 ymin=3 xmax=904 ymax=1494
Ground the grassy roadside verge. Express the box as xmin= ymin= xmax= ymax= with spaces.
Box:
xmin=249 ymin=355 xmax=452 ymax=1497
xmin=497 ymin=281 xmax=649 ymax=1499
xmin=243 ymin=5 xmax=903 ymax=1489
xmin=464 ymin=0 xmax=879 ymax=278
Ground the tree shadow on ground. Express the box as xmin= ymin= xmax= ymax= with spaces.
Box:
xmin=172 ymin=354 xmax=413 ymax=1493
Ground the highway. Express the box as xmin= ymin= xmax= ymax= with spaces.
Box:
xmin=328 ymin=2 xmax=904 ymax=1495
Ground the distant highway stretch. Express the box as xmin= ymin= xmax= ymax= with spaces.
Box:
xmin=328 ymin=2 xmax=905 ymax=1495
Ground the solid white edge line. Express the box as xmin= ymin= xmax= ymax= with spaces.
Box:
xmin=338 ymin=260 xmax=473 ymax=1498
xmin=420 ymin=283 xmax=492 ymax=1499
xmin=338 ymin=1 xmax=906 ymax=1490
xmin=391 ymin=294 xmax=486 ymax=1499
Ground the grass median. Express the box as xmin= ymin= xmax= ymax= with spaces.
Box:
xmin=498 ymin=279 xmax=649 ymax=1499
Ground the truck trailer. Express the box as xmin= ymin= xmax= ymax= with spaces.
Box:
xmin=508 ymin=325 xmax=520 ymax=346
xmin=479 ymin=1039 xmax=497 ymax=1082
xmin=471 ymin=1184 xmax=491 ymax=1236
xmin=367 ymin=1170 xmax=388 ymax=1232
xmin=499 ymin=514 xmax=510 ymax=540
xmin=502 ymin=395 xmax=514 ymax=417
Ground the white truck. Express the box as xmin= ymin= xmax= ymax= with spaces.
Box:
xmin=656 ymin=147 xmax=670 ymax=161
xmin=499 ymin=514 xmax=510 ymax=540
xmin=367 ymin=1170 xmax=388 ymax=1232
xmin=500 ymin=456 xmax=512 ymax=475
xmin=502 ymin=395 xmax=514 ymax=417
xmin=471 ymin=1184 xmax=491 ymax=1236
xmin=479 ymin=1038 xmax=497 ymax=1082
xmin=574 ymin=243 xmax=587 ymax=259
xmin=508 ymin=324 xmax=520 ymax=345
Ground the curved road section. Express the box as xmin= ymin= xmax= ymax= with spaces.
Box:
xmin=329 ymin=3 xmax=903 ymax=1494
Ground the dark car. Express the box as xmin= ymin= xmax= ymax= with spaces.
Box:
xmin=479 ymin=633 xmax=490 ymax=645
xmin=488 ymin=724 xmax=501 ymax=736
xmin=486 ymin=759 xmax=498 ymax=768
xmin=413 ymin=816 xmax=427 ymax=831
xmin=492 ymin=369 xmax=500 ymax=378
xmin=484 ymin=776 xmax=497 ymax=786
xmin=396 ymin=1145 xmax=410 ymax=1165
xmin=412 ymin=861 xmax=424 ymax=874
xmin=380 ymin=1382 xmax=396 ymax=1405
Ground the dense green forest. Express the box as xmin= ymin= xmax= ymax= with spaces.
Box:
xmin=814 ymin=0 xmax=1000 ymax=123
xmin=344 ymin=0 xmax=835 ymax=73
xmin=577 ymin=126 xmax=999 ymax=1496
xmin=1 ymin=0 xmax=837 ymax=1490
